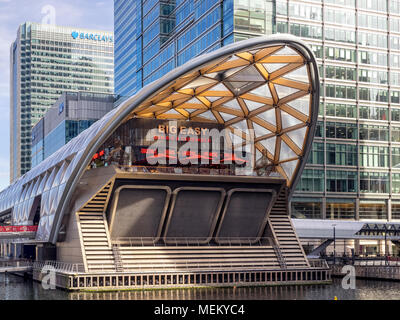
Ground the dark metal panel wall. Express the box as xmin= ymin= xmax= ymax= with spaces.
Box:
xmin=109 ymin=186 xmax=171 ymax=244
xmin=215 ymin=189 xmax=277 ymax=244
xmin=163 ymin=188 xmax=225 ymax=244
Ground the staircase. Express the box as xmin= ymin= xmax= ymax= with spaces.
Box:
xmin=268 ymin=188 xmax=309 ymax=268
xmin=77 ymin=182 xmax=116 ymax=273
xmin=116 ymin=246 xmax=281 ymax=272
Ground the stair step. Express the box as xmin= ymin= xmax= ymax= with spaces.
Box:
xmin=81 ymin=227 xmax=107 ymax=237
xmin=83 ymin=241 xmax=110 ymax=246
xmin=86 ymin=251 xmax=114 ymax=255
xmin=120 ymin=253 xmax=277 ymax=259
xmin=86 ymin=260 xmax=115 ymax=265
xmin=86 ymin=255 xmax=115 ymax=260
xmin=79 ymin=216 xmax=104 ymax=220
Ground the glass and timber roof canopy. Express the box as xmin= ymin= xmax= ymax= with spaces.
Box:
xmin=126 ymin=41 xmax=317 ymax=187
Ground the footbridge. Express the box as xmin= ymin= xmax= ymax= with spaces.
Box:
xmin=0 ymin=260 xmax=33 ymax=273
xmin=292 ymin=219 xmax=400 ymax=241
xmin=292 ymin=219 xmax=400 ymax=257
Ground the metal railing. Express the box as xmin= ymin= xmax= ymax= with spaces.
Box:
xmin=112 ymin=237 xmax=276 ymax=247
xmin=0 ymin=259 xmax=33 ymax=269
xmin=354 ymin=259 xmax=400 ymax=267
xmin=33 ymin=261 xmax=85 ymax=274
xmin=308 ymin=259 xmax=329 ymax=269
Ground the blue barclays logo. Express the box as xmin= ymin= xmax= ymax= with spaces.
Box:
xmin=71 ymin=31 xmax=113 ymax=43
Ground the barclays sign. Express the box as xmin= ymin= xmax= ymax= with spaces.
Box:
xmin=71 ymin=31 xmax=113 ymax=43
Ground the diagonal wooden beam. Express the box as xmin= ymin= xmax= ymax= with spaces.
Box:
xmin=278 ymin=90 xmax=310 ymax=107
xmin=254 ymin=63 xmax=269 ymax=81
xmin=268 ymin=83 xmax=279 ymax=105
xmin=213 ymin=106 xmax=244 ymax=117
xmin=271 ymin=77 xmax=310 ymax=92
xmin=236 ymin=52 xmax=254 ymax=62
xmin=239 ymin=93 xmax=274 ymax=106
xmin=251 ymin=116 xmax=277 ymax=133
xmin=269 ymin=63 xmax=304 ymax=81
xmin=279 ymin=104 xmax=309 ymax=123
xmin=254 ymin=46 xmax=283 ymax=62
xmin=259 ymin=55 xmax=304 ymax=64
xmin=281 ymin=134 xmax=303 ymax=156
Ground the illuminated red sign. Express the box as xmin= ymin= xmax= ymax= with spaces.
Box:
xmin=0 ymin=226 xmax=38 ymax=233
xmin=141 ymin=148 xmax=248 ymax=163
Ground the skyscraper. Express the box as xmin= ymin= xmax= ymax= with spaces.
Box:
xmin=10 ymin=22 xmax=114 ymax=181
xmin=114 ymin=0 xmax=400 ymax=255
xmin=114 ymin=0 xmax=275 ymax=98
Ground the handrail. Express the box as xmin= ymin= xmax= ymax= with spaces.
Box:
xmin=111 ymin=237 xmax=276 ymax=247
xmin=33 ymin=261 xmax=85 ymax=273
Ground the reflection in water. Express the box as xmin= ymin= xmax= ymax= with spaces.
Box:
xmin=2 ymin=273 xmax=400 ymax=300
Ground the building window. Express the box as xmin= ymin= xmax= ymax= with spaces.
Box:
xmin=359 ymin=146 xmax=389 ymax=167
xmin=392 ymin=201 xmax=400 ymax=220
xmin=326 ymin=143 xmax=357 ymax=166
xmin=359 ymin=124 xmax=388 ymax=141
xmin=296 ymin=169 xmax=324 ymax=192
xmin=307 ymin=142 xmax=324 ymax=165
xmin=359 ymin=201 xmax=387 ymax=220
xmin=392 ymin=173 xmax=400 ymax=193
xmin=360 ymin=172 xmax=389 ymax=193
xmin=359 ymin=105 xmax=388 ymax=121
xmin=326 ymin=122 xmax=357 ymax=140
xmin=326 ymin=103 xmax=356 ymax=118
xmin=291 ymin=199 xmax=322 ymax=219
xmin=326 ymin=200 xmax=355 ymax=220
xmin=392 ymin=148 xmax=400 ymax=168
xmin=326 ymin=170 xmax=358 ymax=193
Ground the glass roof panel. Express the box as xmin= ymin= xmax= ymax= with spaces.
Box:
xmin=281 ymin=110 xmax=303 ymax=129
xmin=279 ymin=141 xmax=297 ymax=161
xmin=256 ymin=109 xmax=276 ymax=126
xmin=287 ymin=127 xmax=307 ymax=149
xmin=259 ymin=136 xmax=276 ymax=155
xmin=274 ymin=84 xmax=300 ymax=100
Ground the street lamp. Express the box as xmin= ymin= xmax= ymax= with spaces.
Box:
xmin=332 ymin=224 xmax=337 ymax=265
xmin=383 ymin=230 xmax=388 ymax=266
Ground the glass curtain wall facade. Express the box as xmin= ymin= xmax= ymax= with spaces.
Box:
xmin=10 ymin=22 xmax=114 ymax=182
xmin=276 ymin=0 xmax=400 ymax=224
xmin=114 ymin=0 xmax=275 ymax=99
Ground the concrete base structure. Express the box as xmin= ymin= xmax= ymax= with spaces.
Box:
xmin=28 ymin=166 xmax=330 ymax=290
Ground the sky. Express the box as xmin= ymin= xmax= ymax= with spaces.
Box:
xmin=0 ymin=0 xmax=114 ymax=190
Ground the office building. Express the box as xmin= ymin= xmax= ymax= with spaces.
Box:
xmin=31 ymin=92 xmax=116 ymax=167
xmin=10 ymin=22 xmax=114 ymax=181
xmin=114 ymin=0 xmax=274 ymax=98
